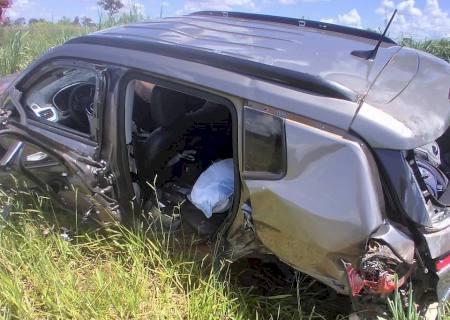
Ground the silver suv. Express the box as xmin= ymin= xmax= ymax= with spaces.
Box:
xmin=0 ymin=11 xmax=449 ymax=319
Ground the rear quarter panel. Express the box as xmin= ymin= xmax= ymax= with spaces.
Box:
xmin=246 ymin=116 xmax=385 ymax=292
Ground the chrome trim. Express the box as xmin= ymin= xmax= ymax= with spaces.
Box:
xmin=30 ymin=103 xmax=59 ymax=122
xmin=370 ymin=221 xmax=415 ymax=263
xmin=0 ymin=141 xmax=23 ymax=167
xmin=423 ymin=226 xmax=450 ymax=259
xmin=26 ymin=151 xmax=48 ymax=162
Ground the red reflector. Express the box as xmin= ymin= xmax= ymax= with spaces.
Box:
xmin=436 ymin=254 xmax=450 ymax=272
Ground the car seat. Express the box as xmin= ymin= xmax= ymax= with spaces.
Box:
xmin=134 ymin=86 xmax=191 ymax=196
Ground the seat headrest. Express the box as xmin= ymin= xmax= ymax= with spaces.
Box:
xmin=150 ymin=86 xmax=187 ymax=127
xmin=187 ymin=102 xmax=230 ymax=124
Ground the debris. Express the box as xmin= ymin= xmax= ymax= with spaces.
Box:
xmin=343 ymin=261 xmax=365 ymax=296
xmin=42 ymin=224 xmax=55 ymax=236
xmin=0 ymin=204 xmax=10 ymax=230
xmin=59 ymin=227 xmax=73 ymax=241
xmin=343 ymin=241 xmax=414 ymax=296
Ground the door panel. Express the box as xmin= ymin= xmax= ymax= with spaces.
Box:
xmin=0 ymin=121 xmax=121 ymax=224
xmin=0 ymin=58 xmax=121 ymax=224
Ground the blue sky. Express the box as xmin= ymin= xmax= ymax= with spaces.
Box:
xmin=6 ymin=0 xmax=450 ymax=38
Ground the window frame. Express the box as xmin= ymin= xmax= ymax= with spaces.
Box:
xmin=116 ymin=69 xmax=241 ymax=206
xmin=15 ymin=59 xmax=106 ymax=143
xmin=242 ymin=103 xmax=287 ymax=180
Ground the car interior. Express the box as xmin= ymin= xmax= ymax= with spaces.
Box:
xmin=126 ymin=80 xmax=236 ymax=239
xmin=18 ymin=68 xmax=237 ymax=239
xmin=22 ymin=68 xmax=97 ymax=135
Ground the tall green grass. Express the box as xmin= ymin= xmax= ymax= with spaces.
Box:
xmin=0 ymin=7 xmax=144 ymax=76
xmin=0 ymin=187 xmax=315 ymax=319
xmin=0 ymin=23 xmax=92 ymax=75
xmin=0 ymin=185 xmax=445 ymax=319
xmin=401 ymin=38 xmax=450 ymax=63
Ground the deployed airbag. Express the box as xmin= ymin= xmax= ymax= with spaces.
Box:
xmin=188 ymin=159 xmax=234 ymax=218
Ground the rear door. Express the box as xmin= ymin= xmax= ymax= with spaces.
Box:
xmin=0 ymin=60 xmax=122 ymax=224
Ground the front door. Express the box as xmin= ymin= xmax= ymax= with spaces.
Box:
xmin=0 ymin=60 xmax=122 ymax=224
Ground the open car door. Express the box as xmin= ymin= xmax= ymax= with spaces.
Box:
xmin=0 ymin=86 xmax=121 ymax=224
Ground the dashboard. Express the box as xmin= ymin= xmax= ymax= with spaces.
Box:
xmin=24 ymin=69 xmax=96 ymax=133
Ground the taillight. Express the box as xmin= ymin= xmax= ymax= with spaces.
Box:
xmin=436 ymin=254 xmax=450 ymax=272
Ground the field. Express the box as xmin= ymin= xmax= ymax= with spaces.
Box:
xmin=0 ymin=189 xmax=306 ymax=319
xmin=0 ymin=19 xmax=450 ymax=319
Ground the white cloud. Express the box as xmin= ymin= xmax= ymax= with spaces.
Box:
xmin=121 ymin=0 xmax=146 ymax=16
xmin=87 ymin=4 xmax=100 ymax=12
xmin=322 ymin=8 xmax=362 ymax=28
xmin=278 ymin=0 xmax=297 ymax=4
xmin=277 ymin=0 xmax=329 ymax=4
xmin=378 ymin=0 xmax=395 ymax=11
xmin=178 ymin=0 xmax=256 ymax=14
xmin=6 ymin=0 xmax=51 ymax=20
xmin=397 ymin=0 xmax=422 ymax=16
xmin=376 ymin=0 xmax=450 ymax=39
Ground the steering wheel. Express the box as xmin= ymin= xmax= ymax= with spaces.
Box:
xmin=67 ymin=84 xmax=94 ymax=132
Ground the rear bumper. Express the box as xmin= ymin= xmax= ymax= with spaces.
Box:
xmin=422 ymin=225 xmax=450 ymax=301
xmin=437 ymin=264 xmax=450 ymax=301
xmin=423 ymin=226 xmax=450 ymax=259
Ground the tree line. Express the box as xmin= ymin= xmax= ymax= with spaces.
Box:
xmin=1 ymin=0 xmax=124 ymax=26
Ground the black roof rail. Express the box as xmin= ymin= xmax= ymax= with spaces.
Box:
xmin=67 ymin=35 xmax=358 ymax=102
xmin=190 ymin=11 xmax=397 ymax=45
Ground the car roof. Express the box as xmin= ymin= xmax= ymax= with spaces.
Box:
xmin=190 ymin=11 xmax=397 ymax=44
xmin=68 ymin=11 xmax=401 ymax=101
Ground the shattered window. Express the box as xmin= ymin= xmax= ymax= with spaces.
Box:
xmin=243 ymin=107 xmax=284 ymax=175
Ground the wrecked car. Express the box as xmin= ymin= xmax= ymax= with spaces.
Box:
xmin=0 ymin=11 xmax=450 ymax=319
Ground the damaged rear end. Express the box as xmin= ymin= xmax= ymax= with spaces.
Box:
xmin=344 ymin=223 xmax=415 ymax=298
xmin=349 ymin=46 xmax=450 ymax=313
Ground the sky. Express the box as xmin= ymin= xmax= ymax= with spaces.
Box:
xmin=5 ymin=0 xmax=450 ymax=39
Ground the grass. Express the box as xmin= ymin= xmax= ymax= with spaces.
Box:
xmin=0 ymin=187 xmax=314 ymax=319
xmin=0 ymin=23 xmax=92 ymax=76
xmin=0 ymin=7 xmax=144 ymax=76
xmin=400 ymin=38 xmax=450 ymax=63
xmin=1 ymin=185 xmax=446 ymax=319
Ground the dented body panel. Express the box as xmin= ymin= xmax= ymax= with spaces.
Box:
xmin=243 ymin=104 xmax=385 ymax=292
xmin=352 ymin=47 xmax=450 ymax=150
xmin=0 ymin=120 xmax=121 ymax=223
